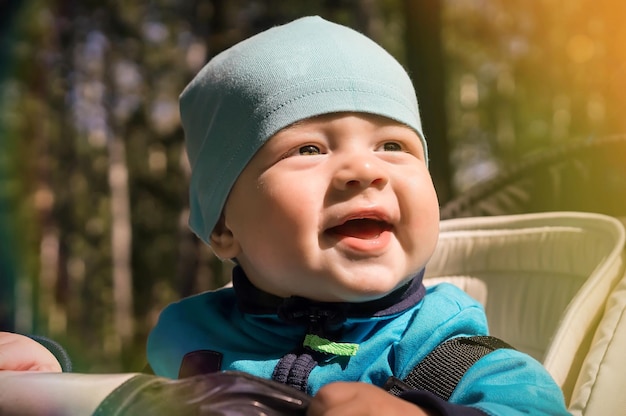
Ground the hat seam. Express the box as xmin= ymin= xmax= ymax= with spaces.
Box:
xmin=262 ymin=86 xmax=417 ymax=121
xmin=259 ymin=77 xmax=417 ymax=119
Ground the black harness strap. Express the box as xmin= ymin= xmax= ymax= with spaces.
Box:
xmin=384 ymin=336 xmax=513 ymax=401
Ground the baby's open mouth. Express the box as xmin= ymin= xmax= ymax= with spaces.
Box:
xmin=327 ymin=218 xmax=392 ymax=240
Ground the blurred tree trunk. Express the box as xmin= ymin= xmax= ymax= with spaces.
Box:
xmin=108 ymin=135 xmax=134 ymax=349
xmin=403 ymin=0 xmax=452 ymax=204
xmin=0 ymin=0 xmax=23 ymax=331
xmin=34 ymin=2 xmax=75 ymax=339
xmin=102 ymin=5 xmax=135 ymax=352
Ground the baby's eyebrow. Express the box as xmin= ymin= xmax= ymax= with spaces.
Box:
xmin=279 ymin=119 xmax=306 ymax=134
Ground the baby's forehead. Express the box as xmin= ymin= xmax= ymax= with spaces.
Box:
xmin=275 ymin=111 xmax=421 ymax=137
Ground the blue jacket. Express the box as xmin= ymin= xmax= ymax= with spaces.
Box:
xmin=148 ymin=267 xmax=570 ymax=415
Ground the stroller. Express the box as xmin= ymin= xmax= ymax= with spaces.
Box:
xmin=432 ymin=135 xmax=626 ymax=415
xmin=1 ymin=136 xmax=625 ymax=415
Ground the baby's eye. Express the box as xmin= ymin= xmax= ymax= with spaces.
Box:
xmin=298 ymin=145 xmax=321 ymax=155
xmin=378 ymin=142 xmax=403 ymax=152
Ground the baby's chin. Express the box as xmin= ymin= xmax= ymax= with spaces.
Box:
xmin=292 ymin=281 xmax=409 ymax=303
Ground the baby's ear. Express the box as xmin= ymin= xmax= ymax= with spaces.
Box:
xmin=209 ymin=215 xmax=241 ymax=259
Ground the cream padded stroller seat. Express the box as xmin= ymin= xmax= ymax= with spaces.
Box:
xmin=424 ymin=211 xmax=626 ymax=414
xmin=568 ymin=254 xmax=626 ymax=415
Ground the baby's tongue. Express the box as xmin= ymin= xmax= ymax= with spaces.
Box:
xmin=330 ymin=219 xmax=390 ymax=239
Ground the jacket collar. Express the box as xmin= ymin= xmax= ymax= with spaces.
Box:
xmin=232 ymin=266 xmax=426 ymax=323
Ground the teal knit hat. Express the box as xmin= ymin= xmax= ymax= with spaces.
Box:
xmin=181 ymin=16 xmax=427 ymax=244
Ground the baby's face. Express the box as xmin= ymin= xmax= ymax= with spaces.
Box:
xmin=215 ymin=112 xmax=439 ymax=302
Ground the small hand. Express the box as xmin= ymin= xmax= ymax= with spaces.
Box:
xmin=307 ymin=381 xmax=436 ymax=416
xmin=0 ymin=332 xmax=62 ymax=372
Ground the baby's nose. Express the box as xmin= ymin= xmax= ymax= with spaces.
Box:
xmin=332 ymin=156 xmax=389 ymax=190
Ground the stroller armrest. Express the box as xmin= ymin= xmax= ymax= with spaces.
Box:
xmin=0 ymin=371 xmax=138 ymax=415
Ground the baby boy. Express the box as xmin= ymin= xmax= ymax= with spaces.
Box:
xmin=146 ymin=16 xmax=570 ymax=416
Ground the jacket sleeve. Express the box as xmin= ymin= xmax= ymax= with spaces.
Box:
xmin=29 ymin=334 xmax=73 ymax=372
xmin=400 ymin=348 xmax=570 ymax=416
